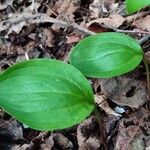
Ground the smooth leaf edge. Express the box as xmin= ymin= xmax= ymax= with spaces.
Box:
xmin=0 ymin=59 xmax=95 ymax=131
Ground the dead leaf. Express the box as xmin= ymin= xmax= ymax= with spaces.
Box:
xmin=98 ymin=76 xmax=147 ymax=108
xmin=94 ymin=94 xmax=121 ymax=117
xmin=87 ymin=14 xmax=125 ymax=29
xmin=125 ymin=11 xmax=150 ymax=23
xmin=53 ymin=133 xmax=73 ymax=149
xmin=42 ymin=28 xmax=54 ymax=47
xmin=11 ymin=143 xmax=33 ymax=150
xmin=114 ymin=108 xmax=150 ymax=150
xmin=66 ymin=35 xmax=81 ymax=44
xmin=0 ymin=119 xmax=23 ymax=141
xmin=40 ymin=136 xmax=54 ymax=150
xmin=133 ymin=15 xmax=150 ymax=32
xmin=54 ymin=0 xmax=80 ymax=20
xmin=89 ymin=0 xmax=118 ymax=18
xmin=89 ymin=0 xmax=105 ymax=18
xmin=77 ymin=116 xmax=101 ymax=149
xmin=52 ymin=0 xmax=80 ymax=30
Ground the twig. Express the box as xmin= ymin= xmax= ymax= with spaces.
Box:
xmin=138 ymin=35 xmax=150 ymax=45
xmin=113 ymin=29 xmax=149 ymax=34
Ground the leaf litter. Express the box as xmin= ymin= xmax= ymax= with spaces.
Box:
xmin=0 ymin=0 xmax=150 ymax=149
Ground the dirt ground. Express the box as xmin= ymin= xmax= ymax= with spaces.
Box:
xmin=0 ymin=0 xmax=150 ymax=149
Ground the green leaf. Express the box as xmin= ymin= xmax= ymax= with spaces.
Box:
xmin=126 ymin=0 xmax=150 ymax=14
xmin=0 ymin=59 xmax=94 ymax=131
xmin=69 ymin=32 xmax=143 ymax=78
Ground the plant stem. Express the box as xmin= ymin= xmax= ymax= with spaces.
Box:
xmin=143 ymin=56 xmax=150 ymax=97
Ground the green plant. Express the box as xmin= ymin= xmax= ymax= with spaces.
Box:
xmin=69 ymin=32 xmax=143 ymax=78
xmin=0 ymin=32 xmax=147 ymax=131
xmin=126 ymin=0 xmax=150 ymax=14
xmin=0 ymin=59 xmax=94 ymax=130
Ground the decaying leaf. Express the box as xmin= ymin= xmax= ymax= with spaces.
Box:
xmin=87 ymin=14 xmax=125 ymax=29
xmin=40 ymin=136 xmax=54 ymax=150
xmin=94 ymin=94 xmax=121 ymax=117
xmin=114 ymin=108 xmax=150 ymax=150
xmin=77 ymin=116 xmax=101 ymax=149
xmin=52 ymin=0 xmax=80 ymax=30
xmin=89 ymin=0 xmax=118 ymax=18
xmin=66 ymin=34 xmax=81 ymax=44
xmin=41 ymin=28 xmax=54 ymax=48
xmin=98 ymin=76 xmax=147 ymax=108
xmin=53 ymin=133 xmax=73 ymax=149
xmin=0 ymin=119 xmax=23 ymax=141
xmin=53 ymin=0 xmax=80 ymax=20
xmin=89 ymin=0 xmax=105 ymax=18
xmin=132 ymin=15 xmax=150 ymax=32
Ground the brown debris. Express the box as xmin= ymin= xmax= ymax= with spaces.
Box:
xmin=77 ymin=116 xmax=101 ymax=150
xmin=132 ymin=15 xmax=150 ymax=32
xmin=87 ymin=14 xmax=125 ymax=29
xmin=114 ymin=108 xmax=150 ymax=149
xmin=99 ymin=76 xmax=148 ymax=108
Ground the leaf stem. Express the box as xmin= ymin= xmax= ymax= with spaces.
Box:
xmin=143 ymin=56 xmax=150 ymax=97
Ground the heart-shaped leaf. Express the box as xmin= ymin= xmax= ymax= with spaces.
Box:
xmin=0 ymin=59 xmax=94 ymax=131
xmin=126 ymin=0 xmax=150 ymax=14
xmin=69 ymin=32 xmax=143 ymax=78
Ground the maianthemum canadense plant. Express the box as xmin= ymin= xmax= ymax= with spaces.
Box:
xmin=126 ymin=0 xmax=150 ymax=14
xmin=0 ymin=32 xmax=148 ymax=131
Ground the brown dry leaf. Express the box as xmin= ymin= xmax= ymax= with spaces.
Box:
xmin=42 ymin=28 xmax=54 ymax=47
xmin=89 ymin=0 xmax=117 ymax=18
xmin=87 ymin=14 xmax=125 ymax=29
xmin=89 ymin=0 xmax=105 ymax=18
xmin=40 ymin=136 xmax=54 ymax=150
xmin=77 ymin=116 xmax=101 ymax=150
xmin=98 ymin=76 xmax=147 ymax=108
xmin=95 ymin=95 xmax=121 ymax=117
xmin=53 ymin=133 xmax=73 ymax=149
xmin=53 ymin=0 xmax=80 ymax=20
xmin=114 ymin=108 xmax=150 ymax=150
xmin=11 ymin=144 xmax=33 ymax=150
xmin=132 ymin=15 xmax=150 ymax=32
xmin=0 ymin=119 xmax=23 ymax=141
xmin=66 ymin=35 xmax=81 ymax=44
xmin=52 ymin=0 xmax=80 ymax=30
xmin=125 ymin=11 xmax=150 ymax=23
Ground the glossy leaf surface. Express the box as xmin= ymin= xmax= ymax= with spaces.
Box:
xmin=69 ymin=32 xmax=143 ymax=78
xmin=0 ymin=59 xmax=94 ymax=131
xmin=126 ymin=0 xmax=150 ymax=14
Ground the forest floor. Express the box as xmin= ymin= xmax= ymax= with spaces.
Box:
xmin=0 ymin=0 xmax=150 ymax=149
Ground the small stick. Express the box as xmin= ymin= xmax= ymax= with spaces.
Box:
xmin=138 ymin=35 xmax=150 ymax=45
